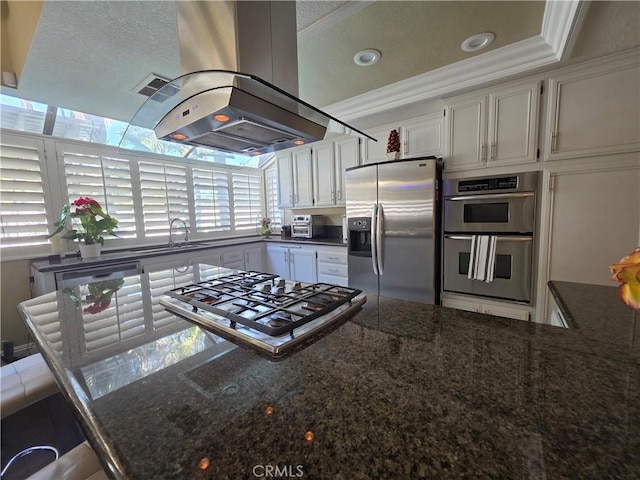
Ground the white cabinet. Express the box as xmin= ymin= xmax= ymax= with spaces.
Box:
xmin=265 ymin=243 xmax=317 ymax=283
xmin=444 ymin=80 xmax=540 ymax=171
xmin=244 ymin=246 xmax=263 ymax=272
xmin=222 ymin=249 xmax=245 ymax=270
xmin=442 ymin=295 xmax=530 ymax=321
xmin=545 ymin=59 xmax=640 ymax=160
xmin=361 ymin=125 xmax=391 ymax=164
xmin=316 ymin=247 xmax=348 ymax=287
xmin=400 ymin=114 xmax=444 ymax=158
xmin=361 ymin=115 xmax=444 ymax=164
xmin=289 ymin=249 xmax=317 ymax=283
xmin=266 ymin=245 xmax=289 ymax=279
xmin=311 ymin=142 xmax=335 ymax=207
xmin=312 ymin=136 xmax=359 ymax=207
xmin=276 ymin=147 xmax=314 ymax=208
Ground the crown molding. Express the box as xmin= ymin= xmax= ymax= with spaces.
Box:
xmin=325 ymin=0 xmax=585 ymax=123
xmin=298 ymin=1 xmax=375 ymax=44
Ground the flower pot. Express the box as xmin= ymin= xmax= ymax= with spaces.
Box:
xmin=386 ymin=151 xmax=400 ymax=160
xmin=79 ymin=243 xmax=101 ymax=259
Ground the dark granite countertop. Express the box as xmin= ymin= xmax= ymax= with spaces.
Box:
xmin=264 ymin=237 xmax=347 ymax=247
xmin=18 ymin=269 xmax=640 ymax=479
xmin=30 ymin=237 xmax=266 ymax=273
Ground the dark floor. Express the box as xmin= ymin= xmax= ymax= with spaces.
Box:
xmin=1 ymin=393 xmax=85 ymax=479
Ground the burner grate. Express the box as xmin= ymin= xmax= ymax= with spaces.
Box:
xmin=164 ymin=273 xmax=362 ymax=337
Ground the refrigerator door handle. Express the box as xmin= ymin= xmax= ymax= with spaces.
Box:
xmin=376 ymin=203 xmax=384 ymax=275
xmin=371 ymin=204 xmax=379 ymax=275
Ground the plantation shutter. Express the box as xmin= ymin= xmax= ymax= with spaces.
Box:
xmin=192 ymin=168 xmax=231 ymax=233
xmin=139 ymin=161 xmax=189 ymax=237
xmin=265 ymin=168 xmax=282 ymax=228
xmin=231 ymin=171 xmax=263 ymax=231
xmin=0 ymin=138 xmax=50 ymax=247
xmin=63 ymin=150 xmax=136 ymax=239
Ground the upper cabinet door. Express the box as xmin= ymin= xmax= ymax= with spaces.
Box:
xmin=546 ymin=60 xmax=640 ymax=160
xmin=401 ymin=114 xmax=443 ymax=158
xmin=312 ymin=143 xmax=336 ymax=207
xmin=334 ymin=136 xmax=359 ymax=205
xmin=487 ymin=81 xmax=539 ymax=166
xmin=276 ymin=153 xmax=294 ymax=209
xmin=292 ymin=147 xmax=314 ymax=207
xmin=445 ymin=95 xmax=486 ymax=171
xmin=361 ymin=126 xmax=391 ymax=164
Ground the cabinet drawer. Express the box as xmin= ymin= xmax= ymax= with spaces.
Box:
xmin=317 ymin=262 xmax=347 ymax=277
xmin=317 ymin=272 xmax=349 ymax=287
xmin=317 ymin=251 xmax=347 ymax=265
xmin=223 ymin=251 xmax=243 ymax=263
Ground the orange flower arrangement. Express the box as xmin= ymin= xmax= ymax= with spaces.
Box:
xmin=610 ymin=247 xmax=640 ymax=310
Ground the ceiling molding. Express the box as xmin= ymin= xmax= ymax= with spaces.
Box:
xmin=541 ymin=0 xmax=587 ymax=59
xmin=297 ymin=1 xmax=374 ymax=44
xmin=325 ymin=0 xmax=583 ymax=123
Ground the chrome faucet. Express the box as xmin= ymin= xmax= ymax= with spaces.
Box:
xmin=169 ymin=218 xmax=189 ymax=248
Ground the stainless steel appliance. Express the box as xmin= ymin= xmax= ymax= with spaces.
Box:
xmin=159 ymin=270 xmax=366 ymax=359
xmin=55 ymin=261 xmax=141 ymax=290
xmin=291 ymin=215 xmax=325 ymax=239
xmin=345 ymin=157 xmax=442 ymax=303
xmin=120 ymin=3 xmax=374 ymax=157
xmin=443 ymin=173 xmax=537 ymax=233
xmin=442 ymin=172 xmax=538 ymax=303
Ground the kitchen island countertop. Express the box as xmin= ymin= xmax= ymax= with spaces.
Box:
xmin=18 ymin=270 xmax=639 ymax=479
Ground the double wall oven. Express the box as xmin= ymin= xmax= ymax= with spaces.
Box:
xmin=442 ymin=172 xmax=538 ymax=303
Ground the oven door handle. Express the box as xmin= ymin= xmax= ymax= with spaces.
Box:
xmin=444 ymin=235 xmax=533 ymax=242
xmin=371 ymin=204 xmax=378 ymax=275
xmin=376 ymin=203 xmax=384 ymax=275
xmin=446 ymin=192 xmax=535 ymax=201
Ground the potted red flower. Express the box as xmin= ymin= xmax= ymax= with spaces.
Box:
xmin=49 ymin=197 xmax=118 ymax=258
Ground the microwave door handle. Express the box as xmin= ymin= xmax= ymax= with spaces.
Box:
xmin=377 ymin=203 xmax=384 ymax=275
xmin=446 ymin=192 xmax=535 ymax=201
xmin=371 ymin=204 xmax=378 ymax=275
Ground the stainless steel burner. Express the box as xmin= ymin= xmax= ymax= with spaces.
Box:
xmin=159 ymin=269 xmax=366 ymax=358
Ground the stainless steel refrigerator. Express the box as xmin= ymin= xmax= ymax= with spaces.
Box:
xmin=345 ymin=157 xmax=441 ymax=304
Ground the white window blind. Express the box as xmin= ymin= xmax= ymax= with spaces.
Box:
xmin=232 ymin=171 xmax=263 ymax=231
xmin=139 ymin=161 xmax=189 ymax=237
xmin=192 ymin=168 xmax=231 ymax=233
xmin=63 ymin=151 xmax=136 ymax=239
xmin=0 ymin=139 xmax=50 ymax=248
xmin=265 ymin=168 xmax=282 ymax=228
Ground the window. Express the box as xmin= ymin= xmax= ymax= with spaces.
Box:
xmin=192 ymin=168 xmax=231 ymax=233
xmin=231 ymin=172 xmax=263 ymax=232
xmin=265 ymin=168 xmax=282 ymax=228
xmin=0 ymin=95 xmax=48 ymax=134
xmin=53 ymin=108 xmax=128 ymax=146
xmin=62 ymin=147 xmax=137 ymax=239
xmin=139 ymin=161 xmax=189 ymax=237
xmin=0 ymin=136 xmax=51 ymax=248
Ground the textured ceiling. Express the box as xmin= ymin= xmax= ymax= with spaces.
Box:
xmin=3 ymin=1 xmax=639 ymax=125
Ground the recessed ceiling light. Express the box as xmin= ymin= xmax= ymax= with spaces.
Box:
xmin=354 ymin=49 xmax=381 ymax=66
xmin=461 ymin=32 xmax=495 ymax=52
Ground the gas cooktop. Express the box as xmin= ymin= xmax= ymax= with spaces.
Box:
xmin=159 ymin=270 xmax=366 ymax=359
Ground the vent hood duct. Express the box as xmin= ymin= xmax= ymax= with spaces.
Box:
xmin=120 ymin=1 xmax=373 ymax=158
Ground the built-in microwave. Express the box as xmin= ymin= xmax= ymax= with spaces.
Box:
xmin=443 ymin=173 xmax=538 ymax=234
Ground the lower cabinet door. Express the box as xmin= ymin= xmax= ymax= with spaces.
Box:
xmin=289 ymin=250 xmax=317 ymax=283
xmin=266 ymin=247 xmax=289 ymax=279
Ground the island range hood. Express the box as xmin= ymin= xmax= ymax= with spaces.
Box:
xmin=121 ymin=1 xmax=373 ymax=157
